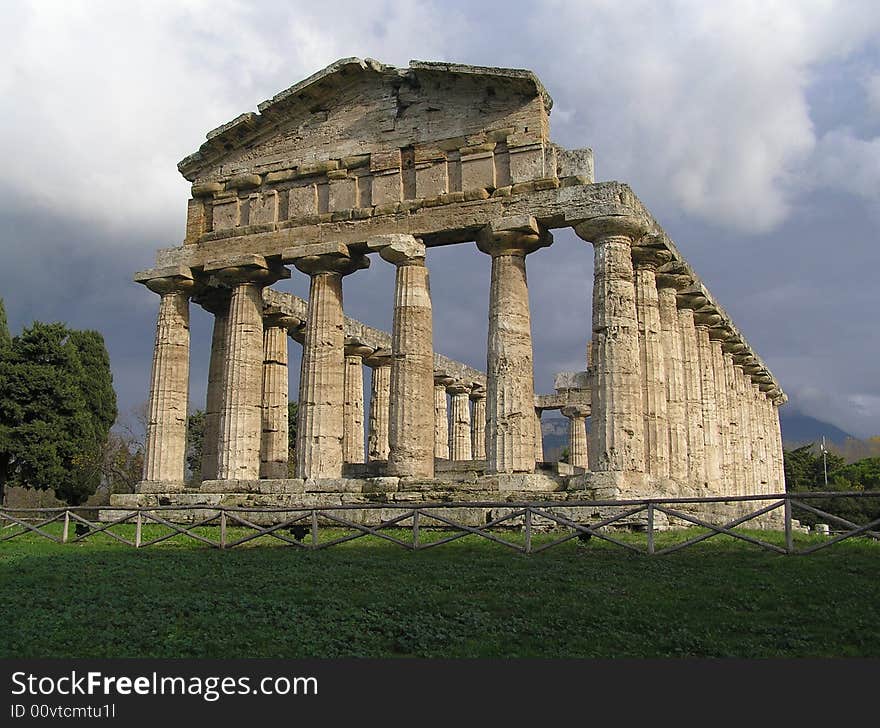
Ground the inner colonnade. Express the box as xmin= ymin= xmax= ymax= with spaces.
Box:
xmin=121 ymin=58 xmax=786 ymax=522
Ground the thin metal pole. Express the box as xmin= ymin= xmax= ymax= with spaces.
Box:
xmin=646 ymin=503 xmax=655 ymax=556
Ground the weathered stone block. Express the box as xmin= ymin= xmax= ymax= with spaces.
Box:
xmin=460 ymin=150 xmax=495 ymax=190
xmin=371 ymin=170 xmax=402 ymax=205
xmin=212 ymin=196 xmax=240 ymax=229
xmin=248 ymin=190 xmax=279 ymax=225
xmin=329 ymin=176 xmax=358 ymax=210
xmin=288 ymin=184 xmax=317 ymax=217
xmin=508 ymin=143 xmax=545 ymax=182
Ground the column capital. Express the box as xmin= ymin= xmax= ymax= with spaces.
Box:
xmin=135 ymin=265 xmax=195 ymax=296
xmin=573 ymin=214 xmax=649 ymax=244
xmin=204 ymin=254 xmax=290 ymax=286
xmin=446 ymin=382 xmax=470 ymax=396
xmin=561 ymin=404 xmax=590 ymax=420
xmin=434 ymin=374 xmax=455 ymax=388
xmin=344 ymin=342 xmax=373 ymax=359
xmin=476 ymin=215 xmax=552 ymax=257
xmin=366 ymin=234 xmax=425 ymax=266
xmin=469 ymin=386 xmax=487 ymax=402
xmin=263 ymin=312 xmax=302 ymax=331
xmin=285 ymin=242 xmax=369 ymax=277
xmin=693 ymin=310 xmax=722 ymax=328
xmin=364 ymin=347 xmax=392 ymax=368
xmin=631 ymin=246 xmax=673 ymax=271
xmin=193 ymin=285 xmax=231 ymax=314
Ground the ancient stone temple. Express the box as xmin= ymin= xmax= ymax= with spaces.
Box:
xmin=110 ymin=58 xmax=787 ymax=524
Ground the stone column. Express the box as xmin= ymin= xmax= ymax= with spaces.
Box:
xmin=736 ymin=365 xmax=756 ymax=492
xmin=260 ymin=313 xmax=298 ymax=478
xmin=534 ymin=408 xmax=545 ymax=464
xmin=722 ymin=351 xmax=744 ymax=495
xmin=448 ymin=383 xmax=472 ymax=461
xmin=343 ymin=344 xmax=371 ymax=464
xmin=197 ymin=289 xmax=230 ymax=482
xmin=470 ymin=388 xmax=487 ymax=460
xmin=770 ymin=393 xmax=787 ymax=491
xmin=695 ymin=320 xmax=722 ymax=488
xmin=292 ymin=246 xmax=368 ymax=479
xmin=633 ymin=247 xmax=671 ymax=478
xmin=710 ymin=334 xmax=733 ymax=495
xmin=656 ymin=281 xmax=688 ymax=482
xmin=562 ymin=405 xmax=590 ymax=471
xmin=365 ymin=349 xmax=392 ymax=461
xmin=678 ymin=306 xmax=705 ymax=487
xmin=574 ymin=216 xmax=646 ymax=474
xmin=477 ymin=216 xmax=551 ymax=474
xmin=433 ymin=376 xmax=452 ymax=459
xmin=751 ymin=382 xmax=769 ymax=491
xmin=366 ymin=234 xmax=435 ymax=478
xmin=137 ymin=267 xmax=194 ymax=490
xmin=206 ymin=255 xmax=289 ymax=482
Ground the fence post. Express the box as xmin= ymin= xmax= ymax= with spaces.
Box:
xmin=524 ymin=508 xmax=532 ymax=554
xmin=646 ymin=503 xmax=655 ymax=556
xmin=311 ymin=510 xmax=319 ymax=549
xmin=412 ymin=510 xmax=420 ymax=551
xmin=784 ymin=496 xmax=793 ymax=555
xmin=219 ymin=511 xmax=227 ymax=549
xmin=62 ymin=511 xmax=70 ymax=544
xmin=135 ymin=511 xmax=142 ymax=549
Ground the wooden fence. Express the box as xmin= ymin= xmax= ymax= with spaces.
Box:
xmin=1 ymin=492 xmax=878 ymax=556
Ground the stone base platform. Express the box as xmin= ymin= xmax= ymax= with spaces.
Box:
xmin=101 ymin=471 xmax=791 ymax=533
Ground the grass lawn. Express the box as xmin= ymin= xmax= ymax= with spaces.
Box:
xmin=2 ymin=523 xmax=879 ymax=658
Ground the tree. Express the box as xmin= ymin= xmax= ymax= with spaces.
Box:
xmin=0 ymin=320 xmax=117 ymax=505
xmin=288 ymin=401 xmax=298 ymax=476
xmin=185 ymin=410 xmax=205 ymax=485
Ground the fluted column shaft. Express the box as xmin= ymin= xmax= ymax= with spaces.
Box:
xmin=449 ymin=386 xmax=472 ymax=461
xmin=723 ymin=353 xmax=744 ymax=495
xmin=343 ymin=348 xmax=369 ymax=464
xmin=695 ymin=325 xmax=722 ymax=488
xmin=771 ymin=400 xmax=786 ymax=491
xmin=634 ymin=259 xmax=669 ymax=478
xmin=711 ymin=339 xmax=732 ymax=495
xmin=434 ymin=382 xmax=450 ymax=459
xmin=736 ymin=367 xmax=756 ymax=491
xmin=657 ymin=287 xmax=688 ymax=481
xmin=471 ymin=394 xmax=487 ymax=460
xmin=200 ymin=299 xmax=229 ymax=482
xmin=563 ymin=406 xmax=589 ymax=471
xmin=751 ymin=383 xmax=769 ymax=491
xmin=295 ymin=272 xmax=346 ymax=478
xmin=366 ymin=235 xmax=435 ymax=478
xmin=260 ymin=322 xmax=290 ymax=478
xmin=679 ymin=309 xmax=705 ymax=486
xmin=534 ymin=408 xmax=544 ymax=463
xmin=575 ymin=218 xmax=647 ymax=473
xmin=367 ymin=359 xmax=391 ymax=461
xmin=216 ymin=282 xmax=265 ymax=480
xmin=142 ymin=281 xmax=192 ymax=486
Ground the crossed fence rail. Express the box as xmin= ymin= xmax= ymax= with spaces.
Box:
xmin=1 ymin=492 xmax=879 ymax=556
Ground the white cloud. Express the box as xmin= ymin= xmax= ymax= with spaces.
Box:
xmin=811 ymin=128 xmax=880 ymax=202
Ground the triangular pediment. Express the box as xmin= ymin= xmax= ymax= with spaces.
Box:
xmin=178 ymin=58 xmax=553 ymax=184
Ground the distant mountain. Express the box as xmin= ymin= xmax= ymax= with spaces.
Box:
xmin=539 ymin=411 xmax=854 ymax=458
xmin=779 ymin=410 xmax=853 ymax=447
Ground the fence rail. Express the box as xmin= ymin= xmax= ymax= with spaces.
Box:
xmin=1 ymin=492 xmax=879 ymax=556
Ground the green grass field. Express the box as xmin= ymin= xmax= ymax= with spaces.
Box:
xmin=2 ymin=524 xmax=879 ymax=658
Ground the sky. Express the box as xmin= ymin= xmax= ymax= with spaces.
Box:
xmin=1 ymin=0 xmax=879 ymax=438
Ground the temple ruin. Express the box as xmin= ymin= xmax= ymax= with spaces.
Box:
xmin=107 ymin=58 xmax=787 ymax=525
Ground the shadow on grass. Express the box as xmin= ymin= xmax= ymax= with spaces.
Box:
xmin=1 ymin=529 xmax=879 ymax=659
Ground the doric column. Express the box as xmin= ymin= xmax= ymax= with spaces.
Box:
xmin=197 ymin=288 xmax=230 ymax=482
xmin=656 ymin=280 xmax=688 ymax=482
xmin=448 ymin=383 xmax=472 ymax=461
xmin=633 ymin=246 xmax=671 ymax=478
xmin=695 ymin=319 xmax=722 ymax=488
xmin=366 ymin=234 xmax=435 ymax=478
xmin=735 ymin=365 xmax=756 ymax=492
xmin=562 ymin=405 xmax=590 ymax=471
xmin=206 ymin=255 xmax=289 ymax=481
xmin=574 ymin=216 xmax=647 ymax=473
xmin=709 ymin=334 xmax=733 ymax=495
xmin=433 ymin=375 xmax=452 ymax=459
xmin=722 ymin=351 xmax=744 ymax=495
xmin=770 ymin=392 xmax=787 ymax=491
xmin=260 ymin=313 xmax=298 ymax=478
xmin=291 ymin=246 xmax=368 ymax=479
xmin=365 ymin=349 xmax=392 ymax=462
xmin=470 ymin=388 xmax=487 ymax=460
xmin=751 ymin=382 xmax=769 ymax=491
xmin=343 ymin=343 xmax=371 ymax=464
xmin=477 ymin=216 xmax=550 ymax=474
xmin=534 ymin=408 xmax=545 ymax=464
xmin=136 ymin=267 xmax=194 ymax=490
xmin=678 ymin=306 xmax=705 ymax=487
